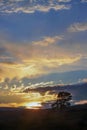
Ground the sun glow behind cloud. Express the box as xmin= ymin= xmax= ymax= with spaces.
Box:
xmin=0 ymin=80 xmax=58 ymax=108
xmin=0 ymin=90 xmax=57 ymax=108
xmin=25 ymin=102 xmax=42 ymax=109
xmin=23 ymin=91 xmax=57 ymax=109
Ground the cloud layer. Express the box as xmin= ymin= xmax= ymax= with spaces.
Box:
xmin=0 ymin=0 xmax=71 ymax=14
xmin=0 ymin=80 xmax=87 ymax=108
xmin=0 ymin=34 xmax=83 ymax=81
xmin=0 ymin=79 xmax=58 ymax=108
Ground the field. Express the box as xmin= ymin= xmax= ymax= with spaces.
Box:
xmin=0 ymin=105 xmax=87 ymax=130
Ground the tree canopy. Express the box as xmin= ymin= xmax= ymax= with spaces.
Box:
xmin=52 ymin=91 xmax=72 ymax=109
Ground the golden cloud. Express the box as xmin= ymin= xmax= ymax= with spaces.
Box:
xmin=0 ymin=84 xmax=57 ymax=108
xmin=0 ymin=36 xmax=82 ymax=81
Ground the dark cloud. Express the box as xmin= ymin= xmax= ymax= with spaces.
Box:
xmin=0 ymin=61 xmax=17 ymax=65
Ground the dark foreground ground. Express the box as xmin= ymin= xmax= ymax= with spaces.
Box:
xmin=0 ymin=104 xmax=87 ymax=130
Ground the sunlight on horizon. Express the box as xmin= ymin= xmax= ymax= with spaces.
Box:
xmin=25 ymin=102 xmax=42 ymax=109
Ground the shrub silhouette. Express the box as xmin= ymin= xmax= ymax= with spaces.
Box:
xmin=51 ymin=91 xmax=72 ymax=109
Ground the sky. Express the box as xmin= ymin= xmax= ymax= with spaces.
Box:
xmin=0 ymin=0 xmax=87 ymax=108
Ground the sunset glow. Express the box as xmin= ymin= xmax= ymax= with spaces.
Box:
xmin=25 ymin=102 xmax=42 ymax=109
xmin=0 ymin=0 xmax=87 ymax=108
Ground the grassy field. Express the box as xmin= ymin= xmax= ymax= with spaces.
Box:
xmin=0 ymin=105 xmax=87 ymax=130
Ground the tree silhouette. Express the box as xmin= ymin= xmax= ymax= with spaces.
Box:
xmin=51 ymin=91 xmax=72 ymax=109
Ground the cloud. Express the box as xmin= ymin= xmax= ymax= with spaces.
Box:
xmin=0 ymin=80 xmax=58 ymax=108
xmin=23 ymin=81 xmax=54 ymax=90
xmin=81 ymin=78 xmax=87 ymax=83
xmin=81 ymin=0 xmax=87 ymax=3
xmin=23 ymin=83 xmax=60 ymax=93
xmin=33 ymin=36 xmax=63 ymax=46
xmin=0 ymin=34 xmax=83 ymax=81
xmin=0 ymin=79 xmax=87 ymax=108
xmin=58 ymin=0 xmax=71 ymax=2
xmin=0 ymin=0 xmax=71 ymax=14
xmin=68 ymin=22 xmax=87 ymax=32
xmin=75 ymin=100 xmax=87 ymax=105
